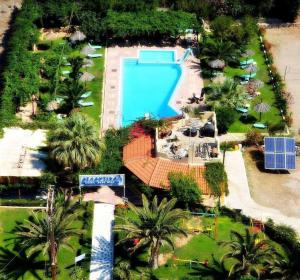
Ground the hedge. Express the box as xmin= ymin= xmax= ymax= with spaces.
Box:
xmin=0 ymin=198 xmax=46 ymax=207
xmin=0 ymin=0 xmax=40 ymax=131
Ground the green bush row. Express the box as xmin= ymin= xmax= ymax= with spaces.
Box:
xmin=0 ymin=0 xmax=40 ymax=132
xmin=0 ymin=198 xmax=46 ymax=207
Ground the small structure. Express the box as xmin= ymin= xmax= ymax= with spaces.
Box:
xmin=70 ymin=30 xmax=86 ymax=43
xmin=81 ymin=45 xmax=96 ymax=56
xmin=123 ymin=112 xmax=221 ymax=202
xmin=264 ymin=137 xmax=296 ymax=170
xmin=80 ymin=72 xmax=95 ymax=82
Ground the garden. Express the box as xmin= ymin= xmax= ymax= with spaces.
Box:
xmin=0 ymin=202 xmax=93 ymax=279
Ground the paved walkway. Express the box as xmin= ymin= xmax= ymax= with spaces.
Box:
xmin=90 ymin=203 xmax=115 ymax=280
xmin=224 ymin=151 xmax=300 ymax=233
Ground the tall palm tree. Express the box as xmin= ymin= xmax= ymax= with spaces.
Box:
xmin=48 ymin=113 xmax=104 ymax=170
xmin=61 ymin=79 xmax=86 ymax=111
xmin=14 ymin=203 xmax=84 ymax=276
xmin=69 ymin=57 xmax=84 ymax=81
xmin=206 ymin=78 xmax=247 ymax=109
xmin=190 ymin=254 xmax=230 ymax=279
xmin=115 ymin=195 xmax=188 ymax=269
xmin=202 ymin=39 xmax=238 ymax=64
xmin=220 ymin=229 xmax=275 ymax=278
xmin=0 ymin=248 xmax=44 ymax=280
xmin=264 ymin=246 xmax=300 ymax=280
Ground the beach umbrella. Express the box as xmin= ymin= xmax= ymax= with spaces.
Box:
xmin=252 ymin=79 xmax=264 ymax=89
xmin=80 ymin=72 xmax=95 ymax=82
xmin=83 ymin=58 xmax=94 ymax=67
xmin=254 ymin=101 xmax=270 ymax=121
xmin=242 ymin=49 xmax=255 ymax=57
xmin=46 ymin=101 xmax=59 ymax=111
xmin=80 ymin=45 xmax=96 ymax=56
xmin=245 ymin=64 xmax=258 ymax=73
xmin=70 ymin=31 xmax=86 ymax=43
xmin=208 ymin=59 xmax=225 ymax=69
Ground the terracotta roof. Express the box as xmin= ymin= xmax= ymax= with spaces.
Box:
xmin=123 ymin=135 xmax=210 ymax=195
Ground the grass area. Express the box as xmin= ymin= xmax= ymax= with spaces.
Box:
xmin=0 ymin=202 xmax=93 ymax=279
xmin=153 ymin=216 xmax=249 ymax=279
xmin=205 ymin=35 xmax=282 ymax=133
xmin=37 ymin=38 xmax=105 ymax=128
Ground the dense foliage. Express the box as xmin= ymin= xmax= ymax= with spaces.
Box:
xmin=215 ymin=107 xmax=236 ymax=134
xmin=0 ymin=0 xmax=40 ymax=130
xmin=205 ymin=162 xmax=228 ymax=199
xmin=169 ymin=172 xmax=202 ymax=209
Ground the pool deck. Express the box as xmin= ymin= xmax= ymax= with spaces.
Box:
xmin=101 ymin=45 xmax=203 ymax=131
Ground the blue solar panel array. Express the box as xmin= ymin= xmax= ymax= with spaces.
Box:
xmin=264 ymin=137 xmax=296 ymax=170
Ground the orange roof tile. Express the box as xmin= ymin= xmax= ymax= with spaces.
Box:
xmin=123 ymin=135 xmax=210 ymax=195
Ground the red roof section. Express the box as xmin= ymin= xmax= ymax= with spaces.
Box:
xmin=123 ymin=135 xmax=210 ymax=195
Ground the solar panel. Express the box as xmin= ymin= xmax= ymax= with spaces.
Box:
xmin=264 ymin=137 xmax=296 ymax=170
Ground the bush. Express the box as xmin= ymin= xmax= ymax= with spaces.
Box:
xmin=215 ymin=107 xmax=236 ymax=134
xmin=169 ymin=172 xmax=202 ymax=209
xmin=0 ymin=199 xmax=46 ymax=207
xmin=245 ymin=130 xmax=263 ymax=146
xmin=205 ymin=162 xmax=228 ymax=198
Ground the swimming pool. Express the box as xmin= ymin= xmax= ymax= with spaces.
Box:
xmin=121 ymin=50 xmax=182 ymax=126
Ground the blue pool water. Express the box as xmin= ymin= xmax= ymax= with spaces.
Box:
xmin=122 ymin=50 xmax=182 ymax=126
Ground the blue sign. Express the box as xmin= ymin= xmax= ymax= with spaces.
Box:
xmin=79 ymin=174 xmax=125 ymax=187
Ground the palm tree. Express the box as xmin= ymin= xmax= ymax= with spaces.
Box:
xmin=264 ymin=246 xmax=300 ymax=280
xmin=14 ymin=203 xmax=84 ymax=276
xmin=190 ymin=254 xmax=230 ymax=280
xmin=115 ymin=195 xmax=188 ymax=269
xmin=61 ymin=79 xmax=86 ymax=111
xmin=48 ymin=113 xmax=104 ymax=170
xmin=202 ymin=39 xmax=238 ymax=64
xmin=0 ymin=248 xmax=44 ymax=280
xmin=220 ymin=229 xmax=275 ymax=278
xmin=206 ymin=78 xmax=247 ymax=109
xmin=69 ymin=57 xmax=84 ymax=81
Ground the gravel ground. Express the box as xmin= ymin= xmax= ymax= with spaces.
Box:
xmin=244 ymin=147 xmax=300 ymax=218
xmin=265 ymin=25 xmax=300 ymax=137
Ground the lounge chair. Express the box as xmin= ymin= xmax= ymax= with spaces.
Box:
xmin=88 ymin=42 xmax=102 ymax=49
xmin=236 ymin=107 xmax=248 ymax=113
xmin=81 ymin=91 xmax=92 ymax=98
xmin=240 ymin=59 xmax=254 ymax=66
xmin=240 ymin=73 xmax=256 ymax=79
xmin=62 ymin=70 xmax=70 ymax=75
xmin=87 ymin=54 xmax=103 ymax=58
xmin=253 ymin=123 xmax=267 ymax=129
xmin=78 ymin=100 xmax=94 ymax=107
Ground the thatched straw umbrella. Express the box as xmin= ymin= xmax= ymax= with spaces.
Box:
xmin=81 ymin=45 xmax=96 ymax=56
xmin=80 ymin=72 xmax=95 ymax=82
xmin=83 ymin=58 xmax=94 ymax=68
xmin=46 ymin=101 xmax=59 ymax=111
xmin=242 ymin=49 xmax=255 ymax=57
xmin=250 ymin=79 xmax=264 ymax=89
xmin=254 ymin=101 xmax=270 ymax=121
xmin=70 ymin=31 xmax=86 ymax=43
xmin=208 ymin=59 xmax=225 ymax=69
xmin=245 ymin=64 xmax=257 ymax=73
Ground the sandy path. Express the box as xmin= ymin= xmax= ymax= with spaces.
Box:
xmin=265 ymin=27 xmax=300 ymax=136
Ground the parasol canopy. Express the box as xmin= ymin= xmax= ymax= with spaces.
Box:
xmin=208 ymin=59 xmax=225 ymax=69
xmin=249 ymin=79 xmax=264 ymax=89
xmin=70 ymin=31 xmax=86 ymax=43
xmin=254 ymin=101 xmax=270 ymax=121
xmin=80 ymin=72 xmax=95 ymax=82
xmin=245 ymin=64 xmax=258 ymax=73
xmin=83 ymin=58 xmax=94 ymax=67
xmin=80 ymin=45 xmax=96 ymax=56
xmin=242 ymin=49 xmax=255 ymax=57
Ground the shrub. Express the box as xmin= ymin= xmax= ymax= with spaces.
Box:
xmin=205 ymin=162 xmax=228 ymax=198
xmin=245 ymin=130 xmax=263 ymax=146
xmin=169 ymin=172 xmax=202 ymax=209
xmin=215 ymin=107 xmax=236 ymax=134
xmin=268 ymin=122 xmax=286 ymax=134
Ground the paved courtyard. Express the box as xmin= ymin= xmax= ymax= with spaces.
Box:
xmin=101 ymin=45 xmax=203 ymax=131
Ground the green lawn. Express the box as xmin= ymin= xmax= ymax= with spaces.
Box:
xmin=37 ymin=38 xmax=105 ymax=129
xmin=0 ymin=203 xmax=93 ymax=279
xmin=205 ymin=35 xmax=282 ymax=133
